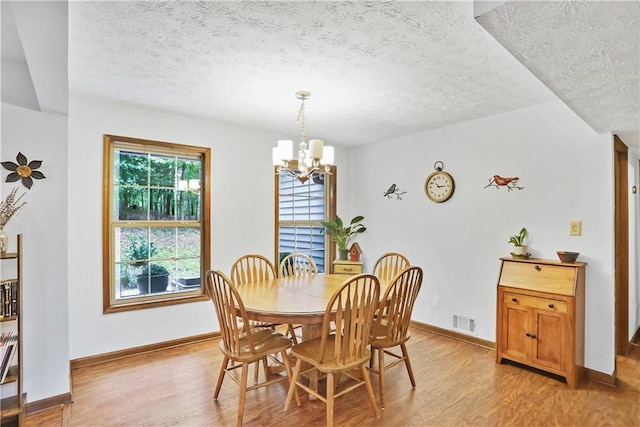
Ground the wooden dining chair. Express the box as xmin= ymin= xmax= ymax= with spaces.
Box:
xmin=278 ymin=253 xmax=318 ymax=277
xmin=284 ymin=274 xmax=381 ymax=427
xmin=368 ymin=266 xmax=423 ymax=408
xmin=205 ymin=270 xmax=299 ymax=427
xmin=230 ymin=254 xmax=277 ymax=285
xmin=230 ymin=254 xmax=280 ymax=382
xmin=372 ymin=252 xmax=410 ymax=281
xmin=278 ymin=253 xmax=318 ymax=344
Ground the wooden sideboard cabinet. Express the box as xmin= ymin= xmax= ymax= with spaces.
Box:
xmin=332 ymin=260 xmax=363 ymax=275
xmin=495 ymin=257 xmax=586 ymax=388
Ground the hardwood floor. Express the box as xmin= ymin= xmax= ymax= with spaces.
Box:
xmin=27 ymin=329 xmax=639 ymax=426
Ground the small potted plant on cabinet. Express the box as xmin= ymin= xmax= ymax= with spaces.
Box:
xmin=321 ymin=215 xmax=367 ymax=260
xmin=508 ymin=227 xmax=529 ymax=258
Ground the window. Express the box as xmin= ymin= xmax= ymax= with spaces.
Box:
xmin=275 ymin=166 xmax=336 ymax=272
xmin=102 ymin=135 xmax=210 ymax=313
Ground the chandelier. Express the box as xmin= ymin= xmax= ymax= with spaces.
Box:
xmin=272 ymin=91 xmax=334 ymax=183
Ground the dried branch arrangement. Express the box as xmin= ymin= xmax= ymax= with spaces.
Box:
xmin=0 ymin=187 xmax=26 ymax=229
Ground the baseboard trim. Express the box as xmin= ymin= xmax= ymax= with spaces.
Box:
xmin=26 ymin=393 xmax=72 ymax=415
xmin=70 ymin=331 xmax=220 ymax=370
xmin=585 ymin=367 xmax=617 ymax=387
xmin=410 ymin=320 xmax=495 ymax=350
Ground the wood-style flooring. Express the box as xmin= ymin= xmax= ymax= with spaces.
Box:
xmin=27 ymin=329 xmax=639 ymax=426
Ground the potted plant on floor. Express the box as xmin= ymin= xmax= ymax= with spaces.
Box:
xmin=508 ymin=227 xmax=529 ymax=258
xmin=137 ymin=263 xmax=170 ymax=294
xmin=127 ymin=236 xmax=170 ymax=294
xmin=321 ymin=215 xmax=367 ymax=260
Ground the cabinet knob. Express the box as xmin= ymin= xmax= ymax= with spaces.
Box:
xmin=511 ymin=297 xmax=517 ymax=302
xmin=548 ymin=303 xmax=554 ymax=308
xmin=526 ymin=332 xmax=531 ymax=337
xmin=531 ymin=334 xmax=537 ymax=339
xmin=534 ymin=265 xmax=541 ymax=271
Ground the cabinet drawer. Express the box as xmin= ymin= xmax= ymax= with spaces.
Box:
xmin=334 ymin=264 xmax=363 ymax=274
xmin=499 ymin=261 xmax=576 ymax=295
xmin=504 ymin=292 xmax=567 ymax=314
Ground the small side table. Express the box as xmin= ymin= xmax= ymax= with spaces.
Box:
xmin=333 ymin=260 xmax=363 ymax=275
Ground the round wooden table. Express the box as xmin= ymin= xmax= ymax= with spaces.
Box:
xmin=234 ymin=273 xmax=389 ymax=395
xmin=235 ymin=273 xmax=390 ymax=334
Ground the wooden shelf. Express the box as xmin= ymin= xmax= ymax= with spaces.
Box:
xmin=0 ymin=393 xmax=25 ymax=418
xmin=1 ymin=365 xmax=18 ymax=385
xmin=0 ymin=235 xmax=23 ymax=426
xmin=0 ymin=252 xmax=18 ymax=260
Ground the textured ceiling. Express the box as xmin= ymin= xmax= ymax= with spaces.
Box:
xmin=477 ymin=0 xmax=640 ymax=148
xmin=68 ymin=0 xmax=557 ymax=147
xmin=0 ymin=1 xmax=623 ymax=148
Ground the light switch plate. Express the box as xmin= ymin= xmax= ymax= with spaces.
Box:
xmin=570 ymin=221 xmax=582 ymax=236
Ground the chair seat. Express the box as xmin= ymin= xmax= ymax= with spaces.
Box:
xmin=370 ymin=319 xmax=411 ymax=347
xmin=219 ymin=327 xmax=293 ymax=362
xmin=291 ymin=335 xmax=371 ymax=373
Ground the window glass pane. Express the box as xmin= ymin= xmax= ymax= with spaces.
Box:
xmin=278 ymin=226 xmax=326 ymax=273
xmin=115 ymin=187 xmax=148 ymax=221
xmin=149 ymin=227 xmax=175 ymax=260
xmin=178 ymin=227 xmax=201 ymax=257
xmin=119 ymin=227 xmax=152 ymax=265
xmin=149 ymin=153 xmax=176 ymax=187
xmin=115 ymin=150 xmax=148 ymax=186
xmin=177 ymin=190 xmax=201 ymax=221
xmin=177 ymin=158 xmax=201 ymax=184
xmin=149 ymin=188 xmax=176 ymax=220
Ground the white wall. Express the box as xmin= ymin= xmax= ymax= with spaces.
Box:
xmin=67 ymin=96 xmax=351 ymax=360
xmin=1 ymin=103 xmax=69 ymax=401
xmin=348 ymin=100 xmax=616 ymax=374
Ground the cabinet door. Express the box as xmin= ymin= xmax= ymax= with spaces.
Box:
xmin=502 ymin=299 xmax=530 ymax=361
xmin=531 ymin=307 xmax=566 ymax=371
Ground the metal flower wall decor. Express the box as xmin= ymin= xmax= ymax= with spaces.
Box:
xmin=2 ymin=152 xmax=46 ymax=189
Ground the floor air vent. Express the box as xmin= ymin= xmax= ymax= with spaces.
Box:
xmin=452 ymin=314 xmax=477 ymax=334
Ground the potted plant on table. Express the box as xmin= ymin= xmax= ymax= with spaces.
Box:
xmin=508 ymin=227 xmax=529 ymax=258
xmin=321 ymin=215 xmax=367 ymax=260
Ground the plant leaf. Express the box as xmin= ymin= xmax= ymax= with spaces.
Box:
xmin=350 ymin=215 xmax=364 ymax=225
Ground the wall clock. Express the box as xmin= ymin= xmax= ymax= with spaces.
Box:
xmin=424 ymin=161 xmax=455 ymax=203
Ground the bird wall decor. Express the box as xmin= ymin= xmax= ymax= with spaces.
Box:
xmin=383 ymin=183 xmax=407 ymax=200
xmin=484 ymin=175 xmax=524 ymax=191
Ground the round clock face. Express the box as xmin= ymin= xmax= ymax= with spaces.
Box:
xmin=425 ymin=171 xmax=455 ymax=203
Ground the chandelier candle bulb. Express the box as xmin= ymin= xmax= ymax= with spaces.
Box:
xmin=322 ymin=146 xmax=334 ymax=165
xmin=278 ymin=140 xmax=293 ymax=161
xmin=309 ymin=139 xmax=324 ymax=159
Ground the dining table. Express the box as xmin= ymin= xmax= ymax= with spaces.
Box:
xmin=235 ymin=273 xmax=390 ymax=339
xmin=234 ymin=273 xmax=391 ymax=395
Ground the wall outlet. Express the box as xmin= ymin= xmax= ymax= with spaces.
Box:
xmin=432 ymin=297 xmax=439 ymax=308
xmin=570 ymin=220 xmax=582 ymax=236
